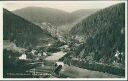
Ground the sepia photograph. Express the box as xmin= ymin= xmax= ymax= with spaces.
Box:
xmin=1 ymin=0 xmax=127 ymax=80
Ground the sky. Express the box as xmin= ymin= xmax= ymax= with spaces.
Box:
xmin=3 ymin=1 xmax=124 ymax=12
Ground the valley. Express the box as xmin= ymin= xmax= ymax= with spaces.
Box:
xmin=3 ymin=3 xmax=125 ymax=78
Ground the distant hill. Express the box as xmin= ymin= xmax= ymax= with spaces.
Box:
xmin=3 ymin=9 xmax=56 ymax=48
xmin=69 ymin=3 xmax=125 ymax=66
xmin=71 ymin=9 xmax=98 ymax=20
xmin=57 ymin=9 xmax=98 ymax=35
xmin=13 ymin=7 xmax=71 ymax=26
xmin=13 ymin=7 xmax=97 ymax=35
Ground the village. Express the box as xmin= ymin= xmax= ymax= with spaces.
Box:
xmin=15 ymin=41 xmax=124 ymax=78
xmin=3 ymin=38 xmax=124 ymax=78
xmin=15 ymin=42 xmax=69 ymax=78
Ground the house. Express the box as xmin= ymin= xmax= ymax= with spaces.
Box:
xmin=43 ymin=52 xmax=47 ymax=56
xmin=60 ymin=45 xmax=69 ymax=50
xmin=114 ymin=50 xmax=124 ymax=62
xmin=35 ymin=57 xmax=39 ymax=60
xmin=19 ymin=53 xmax=27 ymax=60
xmin=55 ymin=62 xmax=64 ymax=67
xmin=38 ymin=53 xmax=42 ymax=57
xmin=115 ymin=50 xmax=120 ymax=59
xmin=31 ymin=49 xmax=36 ymax=55
xmin=47 ymin=43 xmax=51 ymax=46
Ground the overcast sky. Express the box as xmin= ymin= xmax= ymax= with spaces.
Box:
xmin=3 ymin=1 xmax=124 ymax=12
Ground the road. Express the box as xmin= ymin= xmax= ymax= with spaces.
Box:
xmin=45 ymin=51 xmax=66 ymax=61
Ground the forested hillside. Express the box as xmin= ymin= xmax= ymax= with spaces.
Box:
xmin=70 ymin=3 xmax=125 ymax=42
xmin=77 ymin=3 xmax=124 ymax=61
xmin=60 ymin=3 xmax=125 ymax=76
xmin=3 ymin=9 xmax=56 ymax=48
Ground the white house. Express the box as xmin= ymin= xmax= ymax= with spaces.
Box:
xmin=55 ymin=62 xmax=64 ymax=67
xmin=60 ymin=45 xmax=69 ymax=50
xmin=47 ymin=43 xmax=51 ymax=46
xmin=31 ymin=49 xmax=36 ymax=55
xmin=19 ymin=53 xmax=27 ymax=60
xmin=115 ymin=50 xmax=120 ymax=59
xmin=38 ymin=53 xmax=42 ymax=57
xmin=43 ymin=52 xmax=47 ymax=56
